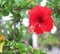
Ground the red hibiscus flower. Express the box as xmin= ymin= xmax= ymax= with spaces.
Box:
xmin=28 ymin=5 xmax=54 ymax=34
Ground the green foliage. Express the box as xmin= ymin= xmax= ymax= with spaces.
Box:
xmin=38 ymin=34 xmax=58 ymax=46
xmin=33 ymin=49 xmax=46 ymax=54
xmin=34 ymin=0 xmax=42 ymax=4
xmin=0 ymin=0 xmax=60 ymax=54
xmin=47 ymin=0 xmax=60 ymax=25
xmin=3 ymin=40 xmax=46 ymax=54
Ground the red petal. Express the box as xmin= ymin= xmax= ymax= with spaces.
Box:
xmin=34 ymin=23 xmax=43 ymax=34
xmin=28 ymin=5 xmax=42 ymax=18
xmin=41 ymin=16 xmax=53 ymax=32
xmin=41 ymin=7 xmax=52 ymax=17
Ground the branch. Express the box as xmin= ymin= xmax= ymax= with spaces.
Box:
xmin=13 ymin=7 xmax=32 ymax=10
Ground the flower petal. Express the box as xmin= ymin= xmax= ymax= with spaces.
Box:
xmin=28 ymin=5 xmax=42 ymax=18
xmin=41 ymin=16 xmax=53 ymax=32
xmin=34 ymin=23 xmax=43 ymax=34
xmin=41 ymin=7 xmax=52 ymax=17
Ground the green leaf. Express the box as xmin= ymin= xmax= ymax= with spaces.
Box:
xmin=33 ymin=49 xmax=40 ymax=54
xmin=28 ymin=1 xmax=35 ymax=8
xmin=2 ymin=10 xmax=9 ymax=16
xmin=27 ymin=45 xmax=32 ymax=52
xmin=20 ymin=9 xmax=26 ymax=18
xmin=34 ymin=0 xmax=42 ymax=4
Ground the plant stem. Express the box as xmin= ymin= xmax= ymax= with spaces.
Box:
xmin=13 ymin=18 xmax=16 ymax=41
xmin=32 ymin=33 xmax=39 ymax=49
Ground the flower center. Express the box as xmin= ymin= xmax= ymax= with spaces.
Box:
xmin=39 ymin=17 xmax=43 ymax=23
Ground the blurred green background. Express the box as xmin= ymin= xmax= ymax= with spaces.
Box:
xmin=0 ymin=0 xmax=60 ymax=54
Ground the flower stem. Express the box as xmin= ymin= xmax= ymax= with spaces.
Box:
xmin=32 ymin=33 xmax=39 ymax=49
